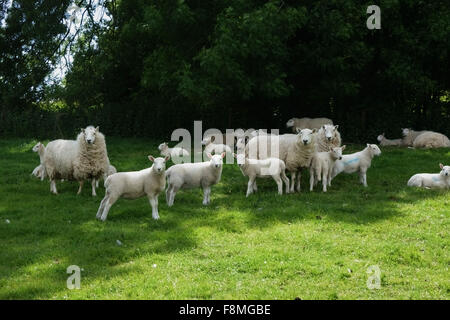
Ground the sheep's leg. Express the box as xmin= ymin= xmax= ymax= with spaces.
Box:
xmin=50 ymin=180 xmax=58 ymax=194
xmin=281 ymin=170 xmax=290 ymax=194
xmin=328 ymin=169 xmax=332 ymax=187
xmin=77 ymin=181 xmax=84 ymax=195
xmin=359 ymin=171 xmax=364 ymax=185
xmin=91 ymin=179 xmax=97 ymax=197
xmin=296 ymin=170 xmax=301 ymax=192
xmin=95 ymin=179 xmax=99 ymax=188
xmin=100 ymin=196 xmax=118 ymax=221
xmin=96 ymin=195 xmax=109 ymax=219
xmin=252 ymin=180 xmax=258 ymax=192
xmin=362 ymin=171 xmax=368 ymax=187
xmin=167 ymin=185 xmax=178 ymax=207
xmin=202 ymin=187 xmax=211 ymax=205
xmin=166 ymin=186 xmax=171 ymax=205
xmin=273 ymin=175 xmax=283 ymax=195
xmin=246 ymin=177 xmax=255 ymax=197
xmin=309 ymin=168 xmax=315 ymax=191
xmin=149 ymin=195 xmax=160 ymax=220
xmin=322 ymin=172 xmax=327 ymax=192
xmin=290 ymin=172 xmax=296 ymax=193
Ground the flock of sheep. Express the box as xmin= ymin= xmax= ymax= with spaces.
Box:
xmin=30 ymin=118 xmax=450 ymax=221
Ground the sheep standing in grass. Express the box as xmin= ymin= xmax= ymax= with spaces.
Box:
xmin=202 ymin=136 xmax=232 ymax=155
xmin=286 ymin=117 xmax=333 ymax=132
xmin=315 ymin=125 xmax=342 ymax=152
xmin=377 ymin=133 xmax=402 ymax=147
xmin=407 ymin=163 xmax=450 ymax=189
xmin=401 ymin=128 xmax=428 ymax=147
xmin=31 ymin=142 xmax=46 ymax=180
xmin=44 ymin=126 xmax=109 ymax=196
xmin=233 ymin=153 xmax=290 ymax=196
xmin=96 ymin=156 xmax=169 ymax=221
xmin=412 ymin=131 xmax=450 ymax=149
xmin=166 ymin=153 xmax=225 ymax=206
xmin=309 ymin=146 xmax=345 ymax=192
xmin=331 ymin=144 xmax=381 ymax=187
xmin=158 ymin=142 xmax=190 ymax=159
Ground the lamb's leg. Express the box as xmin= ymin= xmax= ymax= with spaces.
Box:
xmin=100 ymin=196 xmax=118 ymax=221
xmin=166 ymin=185 xmax=171 ymax=205
xmin=296 ymin=170 xmax=301 ymax=192
xmin=359 ymin=171 xmax=364 ymax=185
xmin=309 ymin=168 xmax=315 ymax=191
xmin=290 ymin=172 xmax=296 ymax=193
xmin=50 ymin=180 xmax=58 ymax=194
xmin=362 ymin=170 xmax=368 ymax=187
xmin=322 ymin=171 xmax=327 ymax=192
xmin=328 ymin=168 xmax=332 ymax=187
xmin=273 ymin=175 xmax=283 ymax=195
xmin=203 ymin=186 xmax=211 ymax=205
xmin=95 ymin=179 xmax=99 ymax=189
xmin=77 ymin=181 xmax=84 ymax=195
xmin=281 ymin=170 xmax=290 ymax=194
xmin=246 ymin=177 xmax=255 ymax=197
xmin=149 ymin=195 xmax=160 ymax=220
xmin=252 ymin=180 xmax=258 ymax=192
xmin=96 ymin=195 xmax=109 ymax=219
xmin=168 ymin=185 xmax=178 ymax=207
xmin=91 ymin=179 xmax=97 ymax=197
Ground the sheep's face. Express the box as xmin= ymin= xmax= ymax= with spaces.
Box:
xmin=377 ymin=134 xmax=384 ymax=142
xmin=233 ymin=153 xmax=246 ymax=167
xmin=286 ymin=119 xmax=295 ymax=128
xmin=158 ymin=142 xmax=168 ymax=151
xmin=32 ymin=142 xmax=42 ymax=152
xmin=296 ymin=128 xmax=316 ymax=145
xmin=208 ymin=153 xmax=225 ymax=168
xmin=236 ymin=138 xmax=246 ymax=151
xmin=439 ymin=163 xmax=450 ymax=178
xmin=149 ymin=155 xmax=169 ymax=174
xmin=367 ymin=144 xmax=381 ymax=156
xmin=82 ymin=126 xmax=98 ymax=145
xmin=402 ymin=128 xmax=410 ymax=137
xmin=322 ymin=125 xmax=338 ymax=141
xmin=201 ymin=136 xmax=213 ymax=146
xmin=330 ymin=145 xmax=345 ymax=160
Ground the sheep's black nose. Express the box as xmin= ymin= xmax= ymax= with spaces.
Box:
xmin=303 ymin=140 xmax=308 ymax=144
xmin=339 ymin=157 xmax=342 ymax=160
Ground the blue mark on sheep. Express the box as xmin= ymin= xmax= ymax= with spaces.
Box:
xmin=432 ymin=176 xmax=440 ymax=182
xmin=344 ymin=157 xmax=359 ymax=165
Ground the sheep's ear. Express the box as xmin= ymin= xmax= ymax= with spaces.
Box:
xmin=148 ymin=155 xmax=155 ymax=162
xmin=232 ymin=153 xmax=237 ymax=158
xmin=341 ymin=145 xmax=346 ymax=151
xmin=440 ymin=163 xmax=444 ymax=169
xmin=210 ymin=136 xmax=215 ymax=142
xmin=81 ymin=128 xmax=85 ymax=133
xmin=95 ymin=126 xmax=99 ymax=132
xmin=312 ymin=128 xmax=317 ymax=133
xmin=334 ymin=125 xmax=339 ymax=130
xmin=221 ymin=152 xmax=226 ymax=159
xmin=164 ymin=155 xmax=170 ymax=162
xmin=207 ymin=153 xmax=212 ymax=159
xmin=296 ymin=128 xmax=302 ymax=134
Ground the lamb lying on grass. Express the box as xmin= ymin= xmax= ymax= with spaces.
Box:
xmin=201 ymin=136 xmax=232 ymax=155
xmin=96 ymin=155 xmax=169 ymax=221
xmin=309 ymin=146 xmax=345 ymax=192
xmin=407 ymin=163 xmax=450 ymax=189
xmin=377 ymin=133 xmax=402 ymax=147
xmin=233 ymin=153 xmax=289 ymax=196
xmin=166 ymin=153 xmax=225 ymax=206
xmin=158 ymin=142 xmax=190 ymax=160
xmin=412 ymin=131 xmax=450 ymax=149
xmin=331 ymin=144 xmax=381 ymax=187
xmin=31 ymin=142 xmax=46 ymax=180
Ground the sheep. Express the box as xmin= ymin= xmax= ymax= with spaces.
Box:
xmin=286 ymin=117 xmax=333 ymax=132
xmin=31 ymin=142 xmax=46 ymax=180
xmin=309 ymin=146 xmax=345 ymax=192
xmin=401 ymin=128 xmax=428 ymax=147
xmin=245 ymin=129 xmax=317 ymax=192
xmin=201 ymin=136 xmax=233 ymax=155
xmin=44 ymin=126 xmax=110 ymax=196
xmin=331 ymin=144 xmax=381 ymax=187
xmin=204 ymin=132 xmax=235 ymax=148
xmin=412 ymin=131 xmax=450 ymax=149
xmin=166 ymin=153 xmax=225 ymax=206
xmin=314 ymin=124 xmax=342 ymax=152
xmin=233 ymin=153 xmax=290 ymax=196
xmin=407 ymin=163 xmax=450 ymax=189
xmin=377 ymin=133 xmax=403 ymax=147
xmin=158 ymin=142 xmax=190 ymax=160
xmin=96 ymin=155 xmax=169 ymax=221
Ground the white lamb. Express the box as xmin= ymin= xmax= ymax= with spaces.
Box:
xmin=233 ymin=153 xmax=290 ymax=196
xmin=44 ymin=126 xmax=109 ymax=196
xmin=309 ymin=146 xmax=345 ymax=192
xmin=31 ymin=142 xmax=47 ymax=180
xmin=158 ymin=142 xmax=190 ymax=159
xmin=315 ymin=124 xmax=342 ymax=152
xmin=407 ymin=163 xmax=450 ymax=189
xmin=412 ymin=131 xmax=450 ymax=149
xmin=201 ymin=136 xmax=232 ymax=155
xmin=331 ymin=144 xmax=381 ymax=187
xmin=401 ymin=128 xmax=428 ymax=147
xmin=286 ymin=117 xmax=333 ymax=132
xmin=377 ymin=133 xmax=402 ymax=147
xmin=166 ymin=153 xmax=225 ymax=206
xmin=96 ymin=155 xmax=169 ymax=221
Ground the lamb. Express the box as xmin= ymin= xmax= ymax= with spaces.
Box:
xmin=377 ymin=133 xmax=403 ymax=147
xmin=44 ymin=126 xmax=110 ymax=196
xmin=204 ymin=132 xmax=235 ymax=148
xmin=412 ymin=131 xmax=450 ymax=149
xmin=309 ymin=146 xmax=345 ymax=192
xmin=401 ymin=128 xmax=428 ymax=147
xmin=166 ymin=153 xmax=225 ymax=206
xmin=314 ymin=124 xmax=342 ymax=152
xmin=201 ymin=136 xmax=232 ymax=155
xmin=31 ymin=142 xmax=47 ymax=180
xmin=233 ymin=153 xmax=290 ymax=196
xmin=245 ymin=129 xmax=317 ymax=192
xmin=158 ymin=142 xmax=190 ymax=160
xmin=96 ymin=155 xmax=169 ymax=221
xmin=286 ymin=117 xmax=333 ymax=132
xmin=331 ymin=144 xmax=381 ymax=187
xmin=407 ymin=163 xmax=450 ymax=189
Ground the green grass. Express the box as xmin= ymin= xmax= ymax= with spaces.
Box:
xmin=0 ymin=138 xmax=449 ymax=300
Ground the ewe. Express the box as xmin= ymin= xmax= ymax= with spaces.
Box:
xmin=96 ymin=155 xmax=169 ymax=221
xmin=166 ymin=153 xmax=225 ymax=206
xmin=309 ymin=146 xmax=345 ymax=192
xmin=331 ymin=144 xmax=381 ymax=187
xmin=315 ymin=124 xmax=342 ymax=152
xmin=286 ymin=117 xmax=333 ymax=133
xmin=233 ymin=153 xmax=290 ymax=197
xmin=412 ymin=131 xmax=450 ymax=149
xmin=407 ymin=163 xmax=450 ymax=189
xmin=377 ymin=133 xmax=402 ymax=147
xmin=44 ymin=126 xmax=109 ymax=196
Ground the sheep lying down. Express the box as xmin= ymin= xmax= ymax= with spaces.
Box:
xmin=407 ymin=164 xmax=450 ymax=189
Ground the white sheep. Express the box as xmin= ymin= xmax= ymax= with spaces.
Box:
xmin=315 ymin=124 xmax=342 ymax=152
xmin=166 ymin=153 xmax=225 ymax=206
xmin=245 ymin=129 xmax=317 ymax=192
xmin=412 ymin=131 xmax=450 ymax=149
xmin=401 ymin=128 xmax=428 ymax=146
xmin=201 ymin=136 xmax=232 ymax=155
xmin=331 ymin=144 xmax=381 ymax=187
xmin=407 ymin=163 xmax=450 ymax=189
xmin=31 ymin=142 xmax=47 ymax=180
xmin=158 ymin=142 xmax=190 ymax=159
xmin=377 ymin=133 xmax=402 ymax=147
xmin=309 ymin=145 xmax=345 ymax=192
xmin=233 ymin=153 xmax=290 ymax=196
xmin=286 ymin=117 xmax=333 ymax=132
xmin=96 ymin=155 xmax=169 ymax=221
xmin=44 ymin=126 xmax=109 ymax=196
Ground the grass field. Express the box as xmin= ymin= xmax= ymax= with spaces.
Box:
xmin=0 ymin=137 xmax=449 ymax=299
